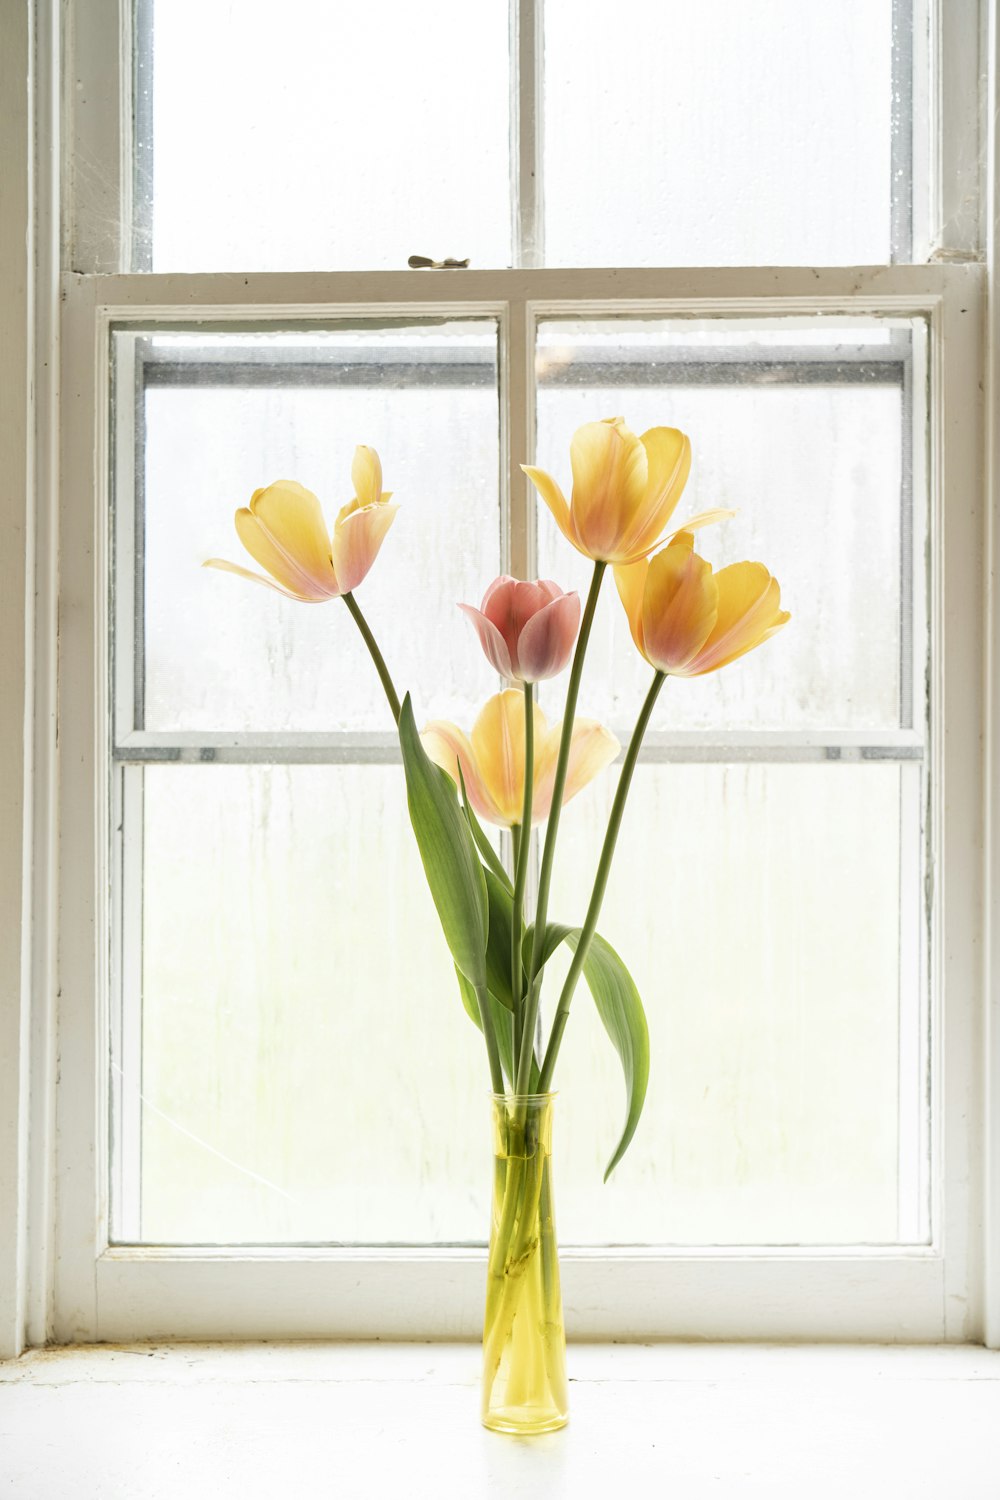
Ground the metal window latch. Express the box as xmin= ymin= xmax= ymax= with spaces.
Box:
xmin=407 ymin=255 xmax=471 ymax=269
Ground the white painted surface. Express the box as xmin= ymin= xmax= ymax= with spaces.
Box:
xmin=1 ymin=1343 xmax=999 ymax=1499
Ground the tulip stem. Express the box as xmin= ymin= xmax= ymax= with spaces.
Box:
xmin=515 ymin=561 xmax=606 ymax=1097
xmin=342 ymin=592 xmax=401 ymax=724
xmin=538 ymin=670 xmax=666 ymax=1092
xmin=511 ymin=683 xmax=535 ymax=1062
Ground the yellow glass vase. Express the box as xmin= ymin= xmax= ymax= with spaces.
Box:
xmin=481 ymin=1092 xmax=569 ymax=1434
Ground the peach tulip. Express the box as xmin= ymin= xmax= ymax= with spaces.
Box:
xmin=614 ymin=531 xmax=790 ymax=676
xmin=204 ymin=446 xmax=396 ymax=600
xmin=458 ymin=576 xmax=580 ymax=683
xmin=422 ymin=690 xmax=620 ymax=828
xmin=522 ymin=416 xmax=733 ymax=566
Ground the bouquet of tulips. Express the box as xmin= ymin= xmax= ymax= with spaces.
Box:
xmin=207 ymin=416 xmax=788 ymax=1433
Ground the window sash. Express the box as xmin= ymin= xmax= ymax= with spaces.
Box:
xmin=50 ymin=262 xmax=984 ymax=1339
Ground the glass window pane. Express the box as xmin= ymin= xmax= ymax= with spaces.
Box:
xmin=544 ymin=0 xmax=898 ymax=266
xmin=114 ymin=324 xmax=501 ymax=734
xmin=139 ymin=0 xmax=511 ymax=271
xmin=534 ymin=317 xmax=925 ymax=735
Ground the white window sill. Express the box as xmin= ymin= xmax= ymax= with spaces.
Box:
xmin=2 ymin=1342 xmax=999 ymax=1498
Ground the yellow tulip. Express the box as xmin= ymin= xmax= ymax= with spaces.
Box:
xmin=204 ymin=446 xmax=397 ymax=600
xmin=422 ymin=690 xmax=620 ymax=828
xmin=614 ymin=531 xmax=790 ymax=676
xmin=522 ymin=416 xmax=733 ymax=565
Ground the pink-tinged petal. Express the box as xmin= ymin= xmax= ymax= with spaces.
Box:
xmin=330 ymin=502 xmax=398 ymax=593
xmin=351 ymin=445 xmax=383 ymax=508
xmin=457 ymin=603 xmax=514 ymax=679
xmin=682 ymin=564 xmax=789 ymax=676
xmin=247 ymin=481 xmax=339 ymax=594
xmin=522 ymin=466 xmax=581 ymax=553
xmin=640 ymin=537 xmax=719 ymax=673
xmin=563 ymin=720 xmax=622 ymax=805
xmin=421 ymin=720 xmax=505 ymax=826
xmin=202 ymin=557 xmax=315 ymax=602
xmin=515 ymin=590 xmax=581 ymax=681
xmin=616 ymin=426 xmax=691 ymax=558
xmin=569 ymin=417 xmax=648 ymax=560
xmin=612 ymin=556 xmax=650 ymax=659
xmin=234 ymin=507 xmax=337 ymax=600
xmin=480 ymin=576 xmax=519 ymax=635
xmin=481 ymin=574 xmax=518 ymax=617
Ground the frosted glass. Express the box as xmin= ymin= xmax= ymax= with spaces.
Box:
xmin=535 ymin=318 xmax=920 ymax=733
xmin=142 ymin=0 xmax=510 ymax=271
xmin=544 ymin=0 xmax=896 ymax=266
xmin=133 ymin=761 xmax=918 ymax=1247
xmin=125 ymin=326 xmax=501 ymax=733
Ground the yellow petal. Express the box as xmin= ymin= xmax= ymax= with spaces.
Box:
xmin=234 ymin=505 xmax=336 ymax=600
xmin=522 ymin=465 xmax=580 ymax=554
xmin=202 ymin=556 xmax=312 ymax=601
xmin=470 ymin=690 xmax=550 ymax=827
xmin=331 ymin=502 xmax=398 ymax=593
xmin=351 ymin=445 xmax=383 ymax=508
xmin=684 ymin=563 xmax=788 ymax=675
xmin=640 ymin=536 xmax=719 ymax=673
xmin=612 ymin=557 xmax=650 ymax=658
xmin=616 ymin=426 xmax=691 ymax=559
xmin=569 ymin=418 xmax=648 ymax=560
xmin=246 ymin=481 xmax=338 ymax=595
xmin=421 ymin=720 xmax=505 ymax=827
xmin=563 ymin=720 xmax=622 ymax=805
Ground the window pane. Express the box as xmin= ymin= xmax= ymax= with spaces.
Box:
xmin=544 ymin=0 xmax=899 ymax=266
xmin=535 ymin=317 xmax=925 ymax=734
xmin=118 ymin=759 xmax=925 ymax=1247
xmin=138 ymin=0 xmax=511 ymax=271
xmin=114 ymin=324 xmax=501 ymax=734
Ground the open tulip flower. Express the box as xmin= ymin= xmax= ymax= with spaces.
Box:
xmin=204 ymin=446 xmax=396 ymax=600
xmin=422 ymin=689 xmax=620 ymax=829
xmin=522 ymin=416 xmax=734 ymax=566
xmin=459 ymin=575 xmax=580 ymax=683
xmin=614 ymin=530 xmax=790 ymax=676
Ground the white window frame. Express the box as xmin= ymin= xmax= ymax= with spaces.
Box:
xmin=4 ymin=0 xmax=1000 ymax=1355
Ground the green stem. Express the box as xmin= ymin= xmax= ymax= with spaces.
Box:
xmin=537 ymin=670 xmax=665 ymax=1092
xmin=515 ymin=561 xmax=606 ymax=1095
xmin=510 ymin=683 xmax=535 ymax=1064
xmin=342 ymin=591 xmax=401 ymax=724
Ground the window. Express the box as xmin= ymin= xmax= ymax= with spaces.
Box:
xmin=43 ymin=0 xmax=988 ymax=1342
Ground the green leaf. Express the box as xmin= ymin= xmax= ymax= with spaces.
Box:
xmin=458 ymin=766 xmax=513 ymax=895
xmin=525 ymin=922 xmax=649 ymax=1181
xmin=483 ymin=866 xmax=519 ymax=1011
xmin=398 ymin=694 xmax=488 ymax=990
xmin=454 ymin=967 xmax=531 ymax=1091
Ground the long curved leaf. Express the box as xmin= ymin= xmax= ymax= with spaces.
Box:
xmin=525 ymin=921 xmax=649 ymax=1181
xmin=483 ymin=867 xmax=517 ymax=1011
xmin=399 ymin=694 xmax=488 ymax=990
xmin=458 ymin=766 xmax=512 ymax=895
xmin=454 ymin=967 xmax=538 ymax=1091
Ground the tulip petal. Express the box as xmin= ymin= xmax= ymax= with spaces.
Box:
xmin=235 ymin=506 xmax=336 ymax=600
xmin=471 ymin=690 xmax=549 ymax=826
xmin=522 ymin=466 xmax=580 ymax=553
xmin=516 ymin=590 xmax=581 ymax=681
xmin=612 ymin=557 xmax=650 ymax=658
xmin=202 ymin=556 xmax=313 ymax=602
xmin=331 ymin=502 xmax=398 ymax=594
xmin=248 ymin=481 xmax=339 ymax=594
xmin=421 ymin=720 xmax=505 ymax=826
xmin=616 ymin=426 xmax=691 ymax=558
xmin=351 ymin=445 xmax=383 ymax=508
xmin=640 ymin=537 xmax=719 ymax=673
xmin=569 ymin=418 xmax=647 ymax=560
xmin=563 ymin=720 xmax=622 ymax=805
xmin=457 ymin=603 xmax=514 ymax=679
xmin=685 ymin=563 xmax=788 ymax=675
xmin=615 ymin=507 xmax=736 ymax=566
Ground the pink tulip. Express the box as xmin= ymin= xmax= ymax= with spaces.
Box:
xmin=458 ymin=576 xmax=581 ymax=683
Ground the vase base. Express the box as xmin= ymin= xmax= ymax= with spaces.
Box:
xmin=482 ymin=1407 xmax=569 ymax=1436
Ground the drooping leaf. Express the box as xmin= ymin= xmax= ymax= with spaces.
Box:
xmin=524 ymin=922 xmax=649 ymax=1181
xmin=399 ymin=694 xmax=488 ymax=990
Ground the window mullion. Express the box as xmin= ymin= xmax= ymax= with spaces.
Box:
xmin=510 ymin=0 xmax=544 ymax=268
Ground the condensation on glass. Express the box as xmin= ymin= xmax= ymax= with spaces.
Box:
xmin=109 ymin=313 xmax=931 ymax=1249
